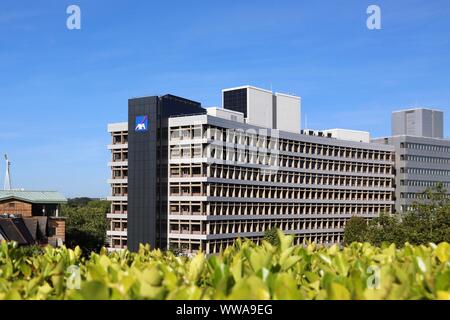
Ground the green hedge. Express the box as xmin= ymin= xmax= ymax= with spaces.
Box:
xmin=0 ymin=232 xmax=449 ymax=300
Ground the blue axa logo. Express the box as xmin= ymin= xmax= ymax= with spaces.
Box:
xmin=135 ymin=115 xmax=149 ymax=132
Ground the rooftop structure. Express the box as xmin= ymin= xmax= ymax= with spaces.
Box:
xmin=392 ymin=108 xmax=444 ymax=139
xmin=222 ymin=85 xmax=301 ymax=133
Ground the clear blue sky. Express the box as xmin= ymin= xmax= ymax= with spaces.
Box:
xmin=1 ymin=0 xmax=449 ymax=197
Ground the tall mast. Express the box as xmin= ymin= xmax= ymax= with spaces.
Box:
xmin=4 ymin=154 xmax=11 ymax=190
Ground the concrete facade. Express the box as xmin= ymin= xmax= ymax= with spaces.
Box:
xmin=168 ymin=114 xmax=395 ymax=254
xmin=274 ymin=93 xmax=301 ymax=134
xmin=322 ymin=129 xmax=371 ymax=143
xmin=392 ymin=108 xmax=444 ymax=138
xmin=107 ymin=122 xmax=128 ymax=250
xmin=373 ymin=107 xmax=449 ymax=213
xmin=372 ymin=135 xmax=450 ymax=212
xmin=247 ymin=86 xmax=274 ymax=129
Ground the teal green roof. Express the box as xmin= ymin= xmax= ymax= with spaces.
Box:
xmin=0 ymin=191 xmax=67 ymax=204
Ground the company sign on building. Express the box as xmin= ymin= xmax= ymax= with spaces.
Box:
xmin=135 ymin=115 xmax=149 ymax=132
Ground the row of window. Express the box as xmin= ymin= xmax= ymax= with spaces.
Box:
xmin=112 ymin=150 xmax=128 ymax=162
xmin=108 ymin=237 xmax=127 ymax=249
xmin=170 ymin=144 xmax=203 ymax=159
xmin=170 ymin=164 xmax=205 ymax=177
xmin=207 ymin=202 xmax=391 ymax=216
xmin=204 ymin=145 xmax=393 ymax=175
xmin=170 ymin=125 xmax=393 ymax=161
xmin=168 ymin=202 xmax=390 ymax=216
xmin=207 ymin=164 xmax=392 ymax=188
xmin=112 ymin=168 xmax=128 ymax=179
xmin=167 ymin=201 xmax=391 ymax=216
xmin=401 ymin=192 xmax=450 ymax=199
xmin=207 ymin=219 xmax=345 ymax=234
xmin=170 ymin=125 xmax=203 ymax=140
xmin=402 ymin=142 xmax=450 ymax=153
xmin=112 ymin=186 xmax=128 ymax=197
xmin=109 ymin=220 xmax=127 ymax=232
xmin=206 ymin=183 xmax=392 ymax=202
xmin=206 ymin=126 xmax=393 ymax=161
xmin=401 ymin=154 xmax=450 ymax=165
xmin=169 ymin=218 xmax=348 ymax=236
xmin=111 ymin=203 xmax=128 ymax=214
xmin=401 ymin=167 xmax=450 ymax=176
xmin=112 ymin=132 xmax=128 ymax=145
xmin=169 ymin=181 xmax=393 ymax=201
xmin=169 ymin=233 xmax=345 ymax=254
xmin=400 ymin=180 xmax=450 ymax=188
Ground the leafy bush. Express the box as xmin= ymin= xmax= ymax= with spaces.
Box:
xmin=1 ymin=233 xmax=449 ymax=300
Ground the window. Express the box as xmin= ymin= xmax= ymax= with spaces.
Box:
xmin=223 ymin=89 xmax=247 ymax=117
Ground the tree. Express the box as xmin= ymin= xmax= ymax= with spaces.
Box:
xmin=67 ymin=197 xmax=94 ymax=207
xmin=264 ymin=227 xmax=280 ymax=247
xmin=416 ymin=182 xmax=449 ymax=209
xmin=342 ymin=183 xmax=450 ymax=246
xmin=402 ymin=183 xmax=450 ymax=244
xmin=434 ymin=204 xmax=450 ymax=242
xmin=343 ymin=216 xmax=368 ymax=245
xmin=366 ymin=213 xmax=404 ymax=246
xmin=62 ymin=199 xmax=109 ymax=255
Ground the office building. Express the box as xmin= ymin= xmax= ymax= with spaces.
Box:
xmin=372 ymin=108 xmax=450 ymax=212
xmin=107 ymin=122 xmax=129 ymax=250
xmin=107 ymin=95 xmax=206 ymax=251
xmin=108 ymin=86 xmax=396 ymax=253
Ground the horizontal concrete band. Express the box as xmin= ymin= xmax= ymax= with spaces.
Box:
xmin=169 ymin=177 xmax=394 ymax=192
xmin=168 ymin=196 xmax=394 ymax=205
xmin=168 ymin=228 xmax=345 ymax=241
xmin=168 ymin=213 xmax=379 ymax=221
xmin=169 ymin=158 xmax=394 ymax=179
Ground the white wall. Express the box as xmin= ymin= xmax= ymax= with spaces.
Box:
xmin=275 ymin=93 xmax=301 ymax=133
xmin=323 ymin=129 xmax=370 ymax=143
xmin=206 ymin=107 xmax=244 ymax=123
xmin=247 ymin=87 xmax=273 ymax=128
xmin=108 ymin=122 xmax=128 ymax=133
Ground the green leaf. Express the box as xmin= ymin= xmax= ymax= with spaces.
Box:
xmin=333 ymin=253 xmax=349 ymax=276
xmin=228 ymin=276 xmax=271 ymax=300
xmin=247 ymin=248 xmax=272 ymax=272
xmin=271 ymin=273 xmax=302 ymax=300
xmin=328 ymin=283 xmax=351 ymax=300
xmin=139 ymin=283 xmax=166 ymax=299
xmin=78 ymin=281 xmax=110 ymax=300
xmin=436 ymin=291 xmax=450 ymax=300
xmin=187 ymin=252 xmax=205 ymax=283
xmin=435 ymin=243 xmax=449 ymax=263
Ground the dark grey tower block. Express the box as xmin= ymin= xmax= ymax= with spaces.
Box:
xmin=127 ymin=95 xmax=205 ymax=251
